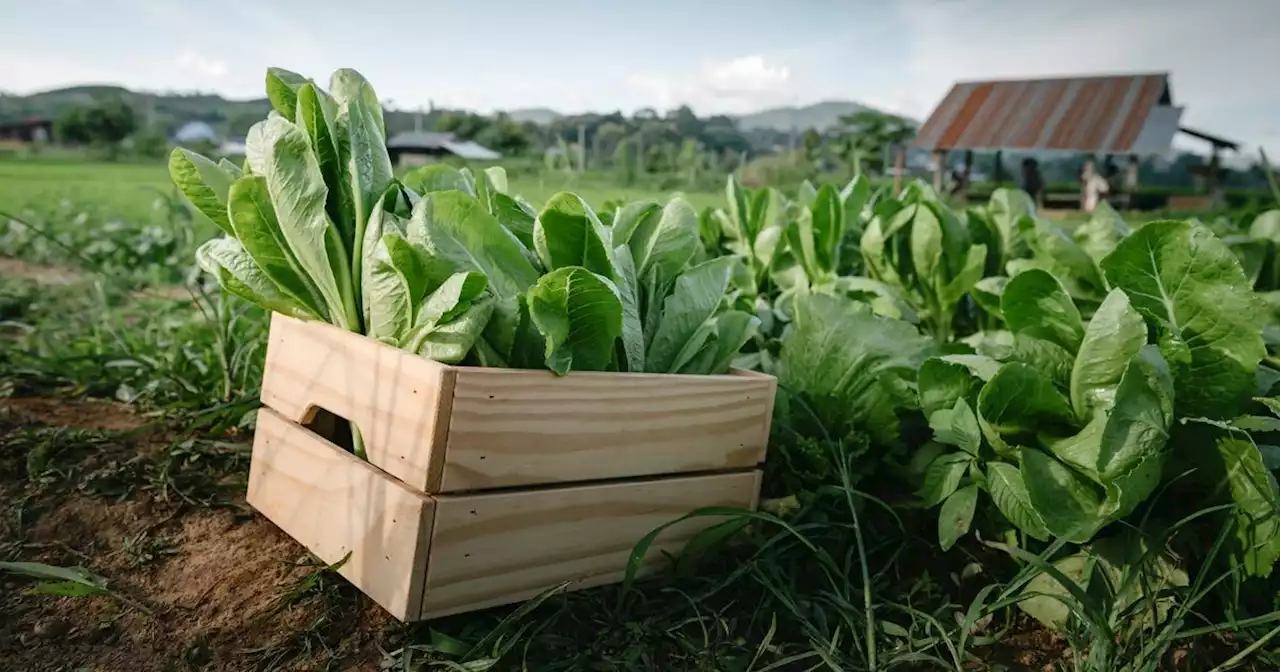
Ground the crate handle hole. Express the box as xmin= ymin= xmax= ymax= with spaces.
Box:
xmin=300 ymin=405 xmax=364 ymax=455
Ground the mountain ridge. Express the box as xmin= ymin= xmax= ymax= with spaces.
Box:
xmin=3 ymin=85 xmax=893 ymax=133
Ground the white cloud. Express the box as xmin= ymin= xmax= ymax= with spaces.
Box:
xmin=702 ymin=56 xmax=791 ymax=95
xmin=176 ymin=50 xmax=228 ymax=78
xmin=895 ymin=0 xmax=1280 ymax=156
xmin=627 ymin=54 xmax=794 ymax=114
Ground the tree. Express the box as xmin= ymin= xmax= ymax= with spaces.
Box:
xmin=677 ymin=139 xmax=703 ymax=185
xmin=132 ymin=129 xmax=169 ymax=159
xmin=613 ymin=139 xmax=636 ymax=186
xmin=55 ymin=98 xmax=137 ymax=157
xmin=836 ymin=109 xmax=915 ymax=176
xmin=476 ymin=113 xmax=532 ymax=156
xmin=594 ymin=122 xmax=628 ymax=164
xmin=802 ymin=128 xmax=822 ymax=164
xmin=55 ymin=107 xmax=92 ymax=145
xmin=436 ymin=111 xmax=489 ymax=140
xmin=668 ymin=105 xmax=703 ymax=140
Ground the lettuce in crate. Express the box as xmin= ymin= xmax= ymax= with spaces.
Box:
xmin=170 ymin=67 xmax=758 ymax=378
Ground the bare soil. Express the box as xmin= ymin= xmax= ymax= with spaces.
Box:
xmin=0 ymin=395 xmax=1261 ymax=671
xmin=0 ymin=257 xmax=85 ymax=285
xmin=0 ymin=396 xmax=393 ymax=672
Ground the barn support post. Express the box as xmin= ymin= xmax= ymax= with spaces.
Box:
xmin=932 ymin=150 xmax=945 ymax=194
xmin=993 ymin=150 xmax=1005 ymax=186
xmin=960 ymin=150 xmax=973 ymax=203
xmin=1208 ymin=148 xmax=1224 ymax=209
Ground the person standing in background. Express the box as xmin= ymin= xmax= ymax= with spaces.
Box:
xmin=1020 ymin=157 xmax=1044 ymax=207
xmin=1081 ymin=158 xmax=1110 ymax=212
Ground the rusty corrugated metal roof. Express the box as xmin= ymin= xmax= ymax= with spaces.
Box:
xmin=913 ymin=73 xmax=1175 ymax=153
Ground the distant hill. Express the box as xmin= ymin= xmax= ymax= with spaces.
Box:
xmin=733 ymin=101 xmax=873 ymax=132
xmin=0 ymin=85 xmax=891 ymax=139
xmin=0 ymin=85 xmax=272 ymax=138
xmin=505 ymin=107 xmax=562 ymax=125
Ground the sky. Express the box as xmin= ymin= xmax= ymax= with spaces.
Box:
xmin=1 ymin=0 xmax=1277 ymax=157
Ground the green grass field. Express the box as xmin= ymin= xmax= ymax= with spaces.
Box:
xmin=0 ymin=157 xmax=722 ymax=222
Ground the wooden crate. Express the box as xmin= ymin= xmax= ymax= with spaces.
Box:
xmin=260 ymin=313 xmax=776 ymax=493
xmin=246 ymin=314 xmax=775 ymax=621
xmin=248 ymin=408 xmax=763 ymax=620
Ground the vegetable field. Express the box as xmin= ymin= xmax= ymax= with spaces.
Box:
xmin=2 ymin=69 xmax=1280 ymax=672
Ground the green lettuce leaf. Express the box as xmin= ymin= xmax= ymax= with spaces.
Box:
xmin=646 ymin=257 xmax=736 ymax=374
xmin=1001 ymin=269 xmax=1084 ymax=352
xmin=329 ymin=68 xmax=385 ymax=138
xmin=1010 ymin=217 xmax=1106 ymax=307
xmin=939 ymin=484 xmax=979 ymax=551
xmin=363 ymin=233 xmax=415 ymax=343
xmin=534 ymin=193 xmax=616 ymax=277
xmin=986 ymin=188 xmax=1036 ymax=260
xmin=1021 ymin=448 xmax=1105 ymax=542
xmin=918 ymin=452 xmax=972 ymax=507
xmin=977 ymin=363 xmax=1075 ymax=437
xmin=226 ymin=175 xmax=327 ymax=320
xmin=402 ymin=164 xmax=472 ymax=195
xmin=1070 ymin=289 xmax=1148 ymax=419
xmin=265 ymin=67 xmax=308 ymax=120
xmin=526 ymin=267 xmax=624 ymax=375
xmin=1101 ymin=220 xmax=1265 ymax=419
xmin=196 ymin=237 xmax=311 ymax=319
xmin=295 ymin=83 xmax=352 ymax=242
xmin=985 ymin=461 xmax=1050 ymax=541
xmin=407 ymin=191 xmax=539 ymax=301
xmin=918 ymin=357 xmax=983 ymax=416
xmin=1214 ymin=434 xmax=1280 ymax=577
xmin=698 ymin=310 xmax=760 ymax=375
xmin=971 ymin=276 xmax=1007 ymax=318
xmin=611 ymin=245 xmax=646 ymax=373
xmin=169 ymin=148 xmax=236 ymax=235
xmin=619 ymin=197 xmax=699 ymax=286
xmin=244 ymin=116 xmax=358 ymax=330
xmin=929 ymin=398 xmax=981 ymax=456
xmin=779 ymin=292 xmax=935 ymax=445
xmin=406 ymin=295 xmax=495 ymax=364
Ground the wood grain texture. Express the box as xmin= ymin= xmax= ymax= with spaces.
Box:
xmin=440 ymin=367 xmax=775 ymax=491
xmin=260 ymin=314 xmax=777 ymax=494
xmin=420 ymin=469 xmax=763 ymax=619
xmin=260 ymin=313 xmax=454 ymax=491
xmin=247 ymin=408 xmax=434 ymax=620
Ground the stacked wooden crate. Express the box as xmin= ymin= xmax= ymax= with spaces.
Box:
xmin=247 ymin=313 xmax=776 ymax=620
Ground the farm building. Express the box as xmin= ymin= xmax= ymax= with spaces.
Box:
xmin=0 ymin=117 xmax=53 ymax=145
xmin=385 ymin=131 xmax=501 ymax=167
xmin=173 ymin=120 xmax=218 ymax=144
xmin=913 ymin=72 xmax=1239 ymax=210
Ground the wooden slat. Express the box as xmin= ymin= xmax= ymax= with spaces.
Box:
xmin=247 ymin=408 xmax=434 ymax=620
xmin=440 ymin=367 xmax=775 ymax=491
xmin=420 ymin=469 xmax=763 ymax=619
xmin=260 ymin=314 xmax=777 ymax=494
xmin=260 ymin=313 xmax=454 ymax=491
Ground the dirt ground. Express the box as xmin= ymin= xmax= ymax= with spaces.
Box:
xmin=2 ymin=395 xmax=1242 ymax=672
xmin=0 ymin=396 xmax=394 ymax=672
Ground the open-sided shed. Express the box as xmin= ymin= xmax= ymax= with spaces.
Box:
xmin=912 ymin=72 xmax=1237 ymax=208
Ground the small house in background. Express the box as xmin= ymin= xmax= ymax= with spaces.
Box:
xmin=385 ymin=131 xmax=501 ymax=167
xmin=173 ymin=120 xmax=218 ymax=144
xmin=0 ymin=117 xmax=53 ymax=146
xmin=219 ymin=136 xmax=247 ymax=156
xmin=912 ymin=72 xmax=1239 ymax=210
